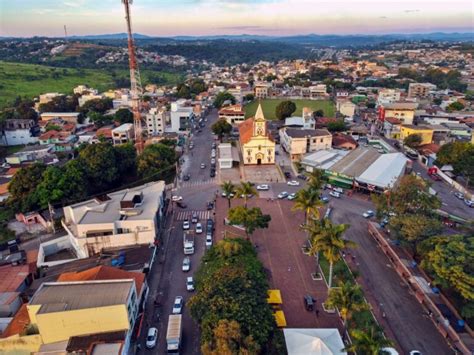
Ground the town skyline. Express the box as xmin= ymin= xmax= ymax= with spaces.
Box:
xmin=0 ymin=0 xmax=473 ymax=37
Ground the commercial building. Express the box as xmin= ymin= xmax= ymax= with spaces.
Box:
xmin=217 ymin=143 xmax=239 ymax=169
xmin=378 ymin=102 xmax=418 ymax=125
xmin=279 ymin=128 xmax=332 ymax=161
xmin=62 ymin=181 xmax=165 ymax=257
xmin=218 ymin=105 xmax=246 ymax=125
xmin=170 ymin=100 xmax=194 ymax=132
xmin=408 ymin=83 xmax=437 ymax=98
xmin=112 ymin=124 xmax=134 ymax=145
xmin=146 ymin=107 xmax=167 ymax=136
xmin=400 ymin=125 xmax=434 ymax=145
xmin=383 ymin=117 xmax=402 ymax=139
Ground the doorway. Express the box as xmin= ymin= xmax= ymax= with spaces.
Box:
xmin=257 ymin=158 xmax=262 ymax=165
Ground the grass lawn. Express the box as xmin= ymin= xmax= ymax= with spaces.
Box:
xmin=245 ymin=99 xmax=335 ymax=120
xmin=0 ymin=61 xmax=183 ymax=109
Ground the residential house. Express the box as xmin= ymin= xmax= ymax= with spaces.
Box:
xmin=112 ymin=124 xmax=134 ymax=145
xmin=383 ymin=117 xmax=402 ymax=139
xmin=332 ymin=133 xmax=358 ymax=150
xmin=442 ymin=122 xmax=472 ymax=139
xmin=378 ymin=102 xmax=418 ymax=127
xmin=218 ymin=105 xmax=246 ymax=125
xmin=5 ymin=145 xmax=56 ymax=165
xmin=408 ymin=83 xmax=437 ymax=99
xmin=78 ymin=93 xmax=104 ymax=107
xmin=309 ymin=84 xmax=328 ymax=99
xmin=112 ymin=94 xmax=131 ymax=109
xmin=62 ymin=181 xmax=165 ymax=257
xmin=239 ymin=103 xmax=275 ymax=165
xmin=400 ymin=125 xmax=434 ymax=145
xmin=280 ymin=128 xmax=332 ymax=161
xmin=254 ymin=83 xmax=271 ymax=99
xmin=39 ymin=130 xmax=76 ymax=152
xmin=0 ymin=119 xmax=40 ymax=146
xmin=377 ymin=89 xmax=401 ymax=106
xmin=73 ymin=85 xmax=98 ymax=95
xmin=146 ymin=107 xmax=167 ymax=136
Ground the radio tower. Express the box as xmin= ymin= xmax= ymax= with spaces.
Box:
xmin=122 ymin=0 xmax=144 ymax=154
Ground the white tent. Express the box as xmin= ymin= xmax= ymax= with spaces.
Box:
xmin=284 ymin=328 xmax=347 ymax=355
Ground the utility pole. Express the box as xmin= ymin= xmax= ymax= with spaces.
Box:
xmin=64 ymin=25 xmax=68 ymax=40
xmin=122 ymin=0 xmax=144 ymax=154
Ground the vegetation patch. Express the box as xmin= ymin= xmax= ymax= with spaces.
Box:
xmin=245 ymin=99 xmax=335 ymax=120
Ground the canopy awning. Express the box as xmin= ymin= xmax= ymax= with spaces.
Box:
xmin=274 ymin=310 xmax=287 ymax=327
xmin=267 ymin=289 xmax=283 ymax=304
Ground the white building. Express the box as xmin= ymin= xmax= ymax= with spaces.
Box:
xmin=280 ymin=128 xmax=332 ymax=161
xmin=112 ymin=123 xmax=134 ymax=145
xmin=218 ymin=105 xmax=246 ymax=125
xmin=62 ymin=181 xmax=166 ymax=257
xmin=336 ymin=100 xmax=356 ymax=118
xmin=309 ymin=84 xmax=328 ymax=98
xmin=146 ymin=107 xmax=168 ymax=136
xmin=74 ymin=85 xmax=98 ymax=95
xmin=113 ymin=94 xmax=131 ymax=109
xmin=170 ymin=100 xmax=194 ymax=132
xmin=377 ymin=89 xmax=401 ymax=106
xmin=0 ymin=119 xmax=40 ymax=146
xmin=217 ymin=143 xmax=239 ymax=169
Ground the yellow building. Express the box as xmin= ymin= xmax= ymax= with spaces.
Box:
xmin=239 ymin=103 xmax=275 ymax=165
xmin=27 ymin=280 xmax=138 ymax=351
xmin=400 ymin=125 xmax=434 ymax=145
xmin=383 ymin=102 xmax=418 ymax=125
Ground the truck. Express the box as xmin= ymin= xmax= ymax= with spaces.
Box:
xmin=183 ymin=232 xmax=195 ymax=255
xmin=166 ymin=314 xmax=182 ymax=354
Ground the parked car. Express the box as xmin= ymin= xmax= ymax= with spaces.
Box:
xmin=464 ymin=199 xmax=474 ymax=208
xmin=182 ymin=219 xmax=190 ymax=230
xmin=186 ymin=276 xmax=195 ymax=291
xmin=146 ymin=327 xmax=158 ymax=349
xmin=333 ymin=187 xmax=344 ymax=194
xmin=182 ymin=257 xmax=190 ymax=272
xmin=195 ymin=222 xmax=203 ymax=234
xmin=277 ymin=191 xmax=289 ymax=199
xmin=206 ymin=234 xmax=213 ymax=248
xmin=287 ymin=180 xmax=300 ymax=186
xmin=172 ymin=296 xmax=183 ymax=314
xmin=210 ymin=170 xmax=216 ymax=178
xmin=297 ymin=174 xmax=307 ymax=180
xmin=454 ymin=192 xmax=464 ymax=200
xmin=320 ymin=196 xmax=329 ymax=203
xmin=287 ymin=193 xmax=297 ymax=200
xmin=211 ymin=151 xmax=216 ymax=158
xmin=200 ymin=163 xmax=206 ymax=169
xmin=256 ymin=184 xmax=270 ymax=191
xmin=207 ymin=218 xmax=214 ymax=231
xmin=211 ymin=158 xmax=216 ymax=164
xmin=191 ymin=212 xmax=198 ymax=223
xmin=222 ymin=191 xmax=235 ymax=198
xmin=284 ymin=172 xmax=292 ymax=178
xmin=363 ymin=210 xmax=375 ymax=218
xmin=304 ymin=295 xmax=314 ymax=311
xmin=207 ymin=201 xmax=214 ymax=210
xmin=176 ymin=201 xmax=187 ymax=209
xmin=329 ymin=191 xmax=341 ymax=198
xmin=183 ymin=174 xmax=190 ymax=181
xmin=171 ymin=195 xmax=182 ymax=202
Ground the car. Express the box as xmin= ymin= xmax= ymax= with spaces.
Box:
xmin=183 ymin=174 xmax=190 ymax=181
xmin=454 ymin=191 xmax=464 ymax=200
xmin=146 ymin=327 xmax=158 ymax=349
xmin=200 ymin=163 xmax=206 ymax=169
xmin=182 ymin=219 xmax=190 ymax=230
xmin=222 ymin=191 xmax=235 ymax=198
xmin=287 ymin=193 xmax=297 ymax=200
xmin=363 ymin=210 xmax=375 ymax=218
xmin=380 ymin=217 xmax=389 ymax=228
xmin=320 ymin=196 xmax=329 ymax=203
xmin=394 ymin=142 xmax=401 ymax=149
xmin=176 ymin=201 xmax=187 ymax=209
xmin=191 ymin=212 xmax=198 ymax=223
xmin=186 ymin=276 xmax=195 ymax=291
xmin=207 ymin=218 xmax=214 ymax=231
xmin=256 ymin=184 xmax=270 ymax=191
xmin=182 ymin=257 xmax=190 ymax=272
xmin=429 ymin=173 xmax=441 ymax=181
xmin=172 ymin=296 xmax=183 ymax=314
xmin=206 ymin=234 xmax=213 ymax=248
xmin=277 ymin=191 xmax=289 ymax=199
xmin=212 ymin=143 xmax=216 ymax=149
xmin=409 ymin=351 xmax=422 ymax=355
xmin=171 ymin=195 xmax=182 ymax=202
xmin=464 ymin=199 xmax=474 ymax=208
xmin=287 ymin=180 xmax=300 ymax=186
xmin=211 ymin=151 xmax=216 ymax=158
xmin=284 ymin=172 xmax=291 ymax=178
xmin=304 ymin=295 xmax=314 ymax=311
xmin=210 ymin=170 xmax=216 ymax=178
xmin=332 ymin=187 xmax=344 ymax=194
xmin=207 ymin=201 xmax=214 ymax=210
xmin=195 ymin=222 xmax=203 ymax=234
xmin=189 ymin=145 xmax=194 ymax=150
xmin=297 ymin=174 xmax=307 ymax=180
xmin=329 ymin=191 xmax=341 ymax=198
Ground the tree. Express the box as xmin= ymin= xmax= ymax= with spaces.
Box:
xmin=137 ymin=143 xmax=177 ymax=179
xmin=436 ymin=141 xmax=471 ymax=166
xmin=403 ymin=134 xmax=422 ymax=148
xmin=455 ymin=144 xmax=474 ymax=187
xmin=8 ymin=163 xmax=46 ymax=211
xmin=88 ymin=111 xmax=111 ymax=127
xmin=213 ymin=92 xmax=236 ymax=108
xmin=293 ymin=188 xmax=322 ymax=227
xmin=189 ymin=79 xmax=207 ymax=95
xmin=221 ymin=181 xmax=236 ymax=208
xmin=235 ymin=181 xmax=257 ymax=208
xmin=327 ymin=120 xmax=346 ymax=132
xmin=244 ymin=93 xmax=255 ymax=102
xmin=275 ymin=100 xmax=296 ymax=120
xmin=114 ymin=143 xmax=137 ymax=180
xmin=446 ymin=101 xmax=465 ymax=112
xmin=326 ymin=281 xmax=368 ymax=333
xmin=228 ymin=206 xmax=271 ymax=238
xmin=344 ymin=327 xmax=394 ymax=355
xmin=80 ymin=98 xmax=113 ymax=115
xmin=211 ymin=120 xmax=232 ymax=140
xmin=201 ymin=320 xmax=260 ymax=355
xmin=78 ymin=142 xmax=119 ymax=191
xmin=313 ymin=109 xmax=324 ymax=118
xmin=176 ymin=83 xmax=191 ymax=99
xmin=114 ymin=108 xmax=133 ymax=124
xmin=306 ymin=169 xmax=325 ymax=193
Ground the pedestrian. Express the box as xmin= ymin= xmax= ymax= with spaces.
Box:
xmin=315 ymin=309 xmax=320 ymax=317
xmin=277 ymin=178 xmax=278 ymax=183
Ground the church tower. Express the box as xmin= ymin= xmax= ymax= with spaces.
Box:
xmin=253 ymin=102 xmax=266 ymax=137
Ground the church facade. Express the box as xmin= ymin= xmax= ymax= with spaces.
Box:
xmin=239 ymin=103 xmax=275 ymax=165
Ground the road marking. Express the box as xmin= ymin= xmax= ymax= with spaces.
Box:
xmin=179 ymin=178 xmax=217 ymax=188
xmin=175 ymin=210 xmax=212 ymax=221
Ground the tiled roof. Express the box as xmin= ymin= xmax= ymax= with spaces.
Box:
xmin=239 ymin=118 xmax=255 ymax=145
xmin=385 ymin=117 xmax=402 ymax=125
xmin=0 ymin=264 xmax=31 ymax=292
xmin=0 ymin=303 xmax=30 ymax=338
xmin=39 ymin=130 xmax=60 ymax=140
xmin=332 ymin=134 xmax=358 ymax=148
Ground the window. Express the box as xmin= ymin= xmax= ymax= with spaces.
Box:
xmin=247 ymin=149 xmax=251 ymax=156
xmin=320 ymin=138 xmax=323 ymax=143
xmin=258 ymin=145 xmax=261 ymax=150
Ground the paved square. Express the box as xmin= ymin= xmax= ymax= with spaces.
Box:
xmin=243 ymin=165 xmax=284 ymax=183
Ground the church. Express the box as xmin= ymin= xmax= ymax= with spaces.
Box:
xmin=239 ymin=103 xmax=276 ymax=165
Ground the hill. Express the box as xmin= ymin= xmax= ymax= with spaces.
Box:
xmin=245 ymin=99 xmax=335 ymax=120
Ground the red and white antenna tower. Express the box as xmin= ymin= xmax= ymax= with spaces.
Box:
xmin=122 ymin=0 xmax=144 ymax=154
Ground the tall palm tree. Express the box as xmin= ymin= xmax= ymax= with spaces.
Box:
xmin=310 ymin=219 xmax=355 ymax=288
xmin=306 ymin=169 xmax=324 ymax=193
xmin=235 ymin=181 xmax=257 ymax=208
xmin=221 ymin=181 xmax=235 ymax=208
xmin=344 ymin=327 xmax=394 ymax=355
xmin=292 ymin=188 xmax=323 ymax=227
xmin=326 ymin=281 xmax=368 ymax=334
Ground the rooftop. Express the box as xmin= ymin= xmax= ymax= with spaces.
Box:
xmin=41 ymin=112 xmax=80 ymax=117
xmin=112 ymin=123 xmax=134 ymax=133
xmin=284 ymin=128 xmax=331 ymax=138
xmin=0 ymin=264 xmax=31 ymax=293
xmin=301 ymin=149 xmax=349 ymax=170
xmin=357 ymin=153 xmax=409 ymax=188
xmin=331 ymin=147 xmax=380 ymax=177
xmin=384 ymin=102 xmax=418 ymax=110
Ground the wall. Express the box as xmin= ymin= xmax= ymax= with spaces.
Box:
xmin=242 ymin=136 xmax=275 ymax=165
xmin=0 ymin=334 xmax=43 ymax=354
xmin=400 ymin=127 xmax=433 ymax=145
xmin=1 ymin=130 xmax=38 ymax=146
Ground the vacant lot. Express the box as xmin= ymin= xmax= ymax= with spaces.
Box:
xmin=0 ymin=61 xmax=183 ymax=108
xmin=245 ymin=99 xmax=335 ymax=120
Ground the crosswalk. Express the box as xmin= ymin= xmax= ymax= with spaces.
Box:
xmin=175 ymin=210 xmax=212 ymax=221
xmin=179 ymin=178 xmax=217 ymax=188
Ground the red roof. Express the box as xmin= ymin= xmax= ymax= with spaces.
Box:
xmin=385 ymin=117 xmax=402 ymax=125
xmin=332 ymin=133 xmax=358 ymax=148
xmin=96 ymin=127 xmax=112 ymax=138
xmin=57 ymin=265 xmax=145 ymax=294
xmin=0 ymin=303 xmax=30 ymax=338
xmin=418 ymin=143 xmax=440 ymax=155
xmin=39 ymin=130 xmax=60 ymax=140
xmin=239 ymin=118 xmax=255 ymax=145
xmin=219 ymin=105 xmax=245 ymax=115
xmin=0 ymin=264 xmax=31 ymax=292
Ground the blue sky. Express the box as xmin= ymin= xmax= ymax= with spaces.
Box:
xmin=0 ymin=0 xmax=472 ymax=37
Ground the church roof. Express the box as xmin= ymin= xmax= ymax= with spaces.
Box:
xmin=239 ymin=118 xmax=255 ymax=145
xmin=255 ymin=102 xmax=265 ymax=121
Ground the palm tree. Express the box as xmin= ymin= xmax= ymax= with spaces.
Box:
xmin=344 ymin=327 xmax=394 ymax=355
xmin=326 ymin=281 xmax=368 ymax=334
xmin=221 ymin=181 xmax=235 ymax=208
xmin=310 ymin=219 xmax=355 ymax=288
xmin=306 ymin=169 xmax=324 ymax=193
xmin=235 ymin=181 xmax=257 ymax=208
xmin=292 ymin=188 xmax=323 ymax=227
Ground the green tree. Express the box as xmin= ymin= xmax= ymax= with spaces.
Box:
xmin=326 ymin=281 xmax=368 ymax=333
xmin=80 ymin=98 xmax=113 ymax=115
xmin=455 ymin=145 xmax=474 ymax=187
xmin=78 ymin=142 xmax=119 ymax=191
xmin=235 ymin=181 xmax=258 ymax=208
xmin=275 ymin=100 xmax=296 ymax=120
xmin=403 ymin=134 xmax=422 ymax=148
xmin=114 ymin=108 xmax=133 ymax=124
xmin=211 ymin=119 xmax=232 ymax=140
xmin=137 ymin=143 xmax=177 ymax=179
xmin=436 ymin=141 xmax=471 ymax=166
xmin=213 ymin=92 xmax=236 ymax=108
xmin=176 ymin=83 xmax=192 ymax=99
xmin=292 ymin=188 xmax=322 ymax=227
xmin=8 ymin=163 xmax=46 ymax=211
xmin=314 ymin=109 xmax=324 ymax=117
xmin=244 ymin=93 xmax=255 ymax=102
xmin=114 ymin=143 xmax=137 ymax=180
xmin=344 ymin=327 xmax=394 ymax=355
xmin=88 ymin=111 xmax=111 ymax=127
xmin=189 ymin=79 xmax=207 ymax=95
xmin=201 ymin=320 xmax=260 ymax=355
xmin=228 ymin=206 xmax=271 ymax=238
xmin=221 ymin=181 xmax=236 ymax=208
xmin=306 ymin=169 xmax=325 ymax=193
xmin=45 ymin=124 xmax=61 ymax=132
xmin=327 ymin=120 xmax=346 ymax=132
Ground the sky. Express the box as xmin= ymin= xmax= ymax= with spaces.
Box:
xmin=0 ymin=0 xmax=473 ymax=37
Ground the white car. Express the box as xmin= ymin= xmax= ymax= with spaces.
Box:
xmin=333 ymin=187 xmax=344 ymax=194
xmin=196 ymin=222 xmax=203 ymax=234
xmin=171 ymin=195 xmax=182 ymax=202
xmin=211 ymin=151 xmax=216 ymax=158
xmin=453 ymin=191 xmax=464 ymax=199
xmin=464 ymin=199 xmax=474 ymax=207
xmin=329 ymin=191 xmax=341 ymax=198
xmin=172 ymin=296 xmax=183 ymax=314
xmin=211 ymin=158 xmax=216 ymax=164
xmin=182 ymin=219 xmax=190 ymax=230
xmin=287 ymin=193 xmax=297 ymax=200
xmin=206 ymin=234 xmax=213 ymax=248
xmin=186 ymin=276 xmax=195 ymax=291
xmin=363 ymin=210 xmax=375 ymax=218
xmin=287 ymin=180 xmax=300 ymax=186
xmin=182 ymin=257 xmax=190 ymax=272
xmin=256 ymin=184 xmax=270 ymax=191
xmin=146 ymin=327 xmax=158 ymax=349
xmin=222 ymin=191 xmax=235 ymax=198
xmin=277 ymin=191 xmax=289 ymax=199
xmin=200 ymin=163 xmax=206 ymax=169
